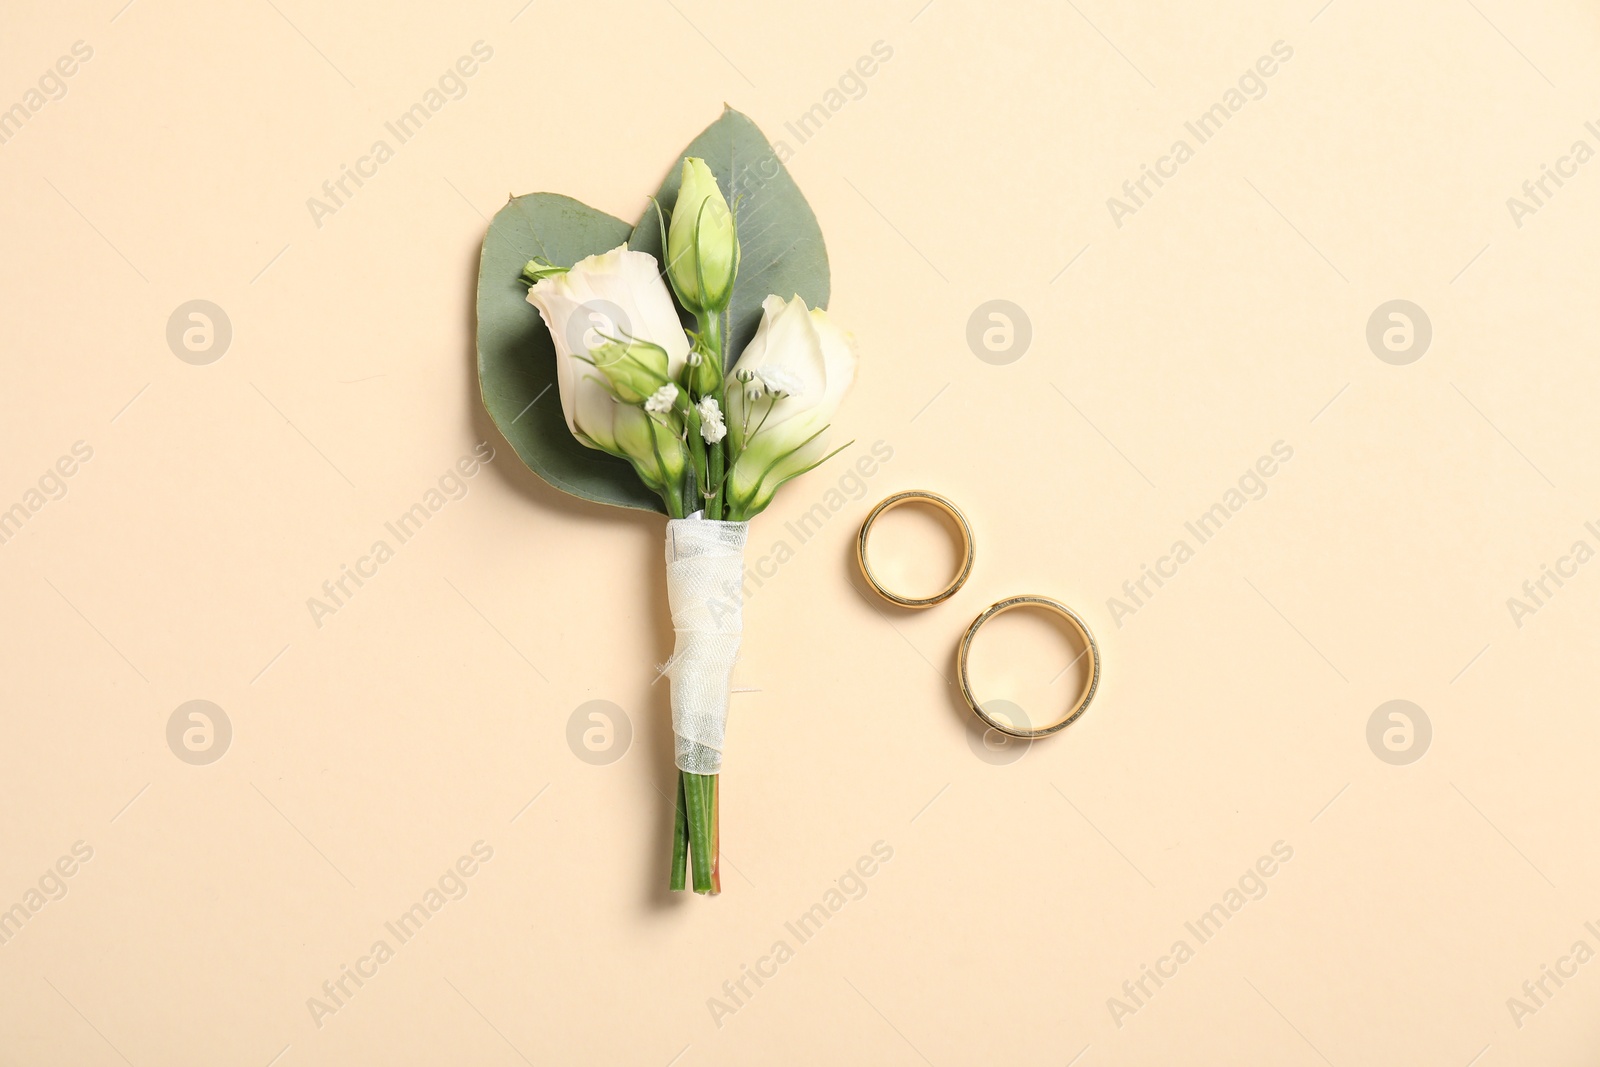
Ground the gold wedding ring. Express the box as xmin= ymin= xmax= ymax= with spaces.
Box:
xmin=958 ymin=595 xmax=1100 ymax=739
xmin=857 ymin=490 xmax=975 ymax=608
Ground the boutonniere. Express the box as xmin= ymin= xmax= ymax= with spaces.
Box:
xmin=477 ymin=108 xmax=855 ymax=894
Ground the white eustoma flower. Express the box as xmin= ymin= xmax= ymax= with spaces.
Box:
xmin=525 ymin=244 xmax=690 ymax=455
xmin=725 ymin=294 xmax=858 ymax=516
xmin=697 ymin=396 xmax=727 ymax=444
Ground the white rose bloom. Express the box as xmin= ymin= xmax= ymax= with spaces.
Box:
xmin=725 ymin=294 xmax=858 ymax=516
xmin=525 ymin=244 xmax=690 ymax=454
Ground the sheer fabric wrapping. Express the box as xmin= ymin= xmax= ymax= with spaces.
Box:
xmin=665 ymin=516 xmax=748 ymax=774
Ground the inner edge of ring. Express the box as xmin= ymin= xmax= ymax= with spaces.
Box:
xmin=960 ymin=598 xmax=1098 ymax=736
xmin=860 ymin=495 xmax=972 ymax=604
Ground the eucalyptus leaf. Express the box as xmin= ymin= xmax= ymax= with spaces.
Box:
xmin=476 ymin=192 xmax=666 ymax=513
xmin=630 ymin=107 xmax=830 ymax=368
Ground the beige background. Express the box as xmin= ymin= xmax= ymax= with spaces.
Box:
xmin=3 ymin=0 xmax=1599 ymax=1062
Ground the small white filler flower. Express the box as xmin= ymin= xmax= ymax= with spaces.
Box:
xmin=697 ymin=396 xmax=727 ymax=443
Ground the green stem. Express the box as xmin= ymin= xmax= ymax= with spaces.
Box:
xmin=684 ymin=410 xmax=710 ymax=513
xmin=708 ymin=397 xmax=725 ymax=521
xmin=701 ymin=311 xmax=724 ymax=370
xmin=670 ymin=772 xmax=689 ymax=891
xmin=671 ymin=307 xmax=729 ymax=896
xmin=709 ymin=774 xmax=720 ymax=893
xmin=701 ymin=312 xmax=726 ymax=520
xmin=682 ymin=771 xmax=719 ymax=894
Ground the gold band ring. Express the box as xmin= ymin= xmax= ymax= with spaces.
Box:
xmin=958 ymin=595 xmax=1100 ymax=739
xmin=856 ymin=490 xmax=975 ymax=608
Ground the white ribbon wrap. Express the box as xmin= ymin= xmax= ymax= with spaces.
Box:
xmin=665 ymin=516 xmax=749 ymax=775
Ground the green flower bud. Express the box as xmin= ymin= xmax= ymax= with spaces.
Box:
xmin=614 ymin=406 xmax=687 ymax=492
xmin=519 ymin=257 xmax=567 ymax=285
xmin=666 ymin=158 xmax=739 ymax=315
xmin=590 ymin=339 xmax=672 ymax=404
xmin=686 ymin=346 xmax=722 ymax=397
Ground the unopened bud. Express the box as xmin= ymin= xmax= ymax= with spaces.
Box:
xmin=666 ymin=158 xmax=738 ymax=315
xmin=591 ymin=340 xmax=671 ymax=404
